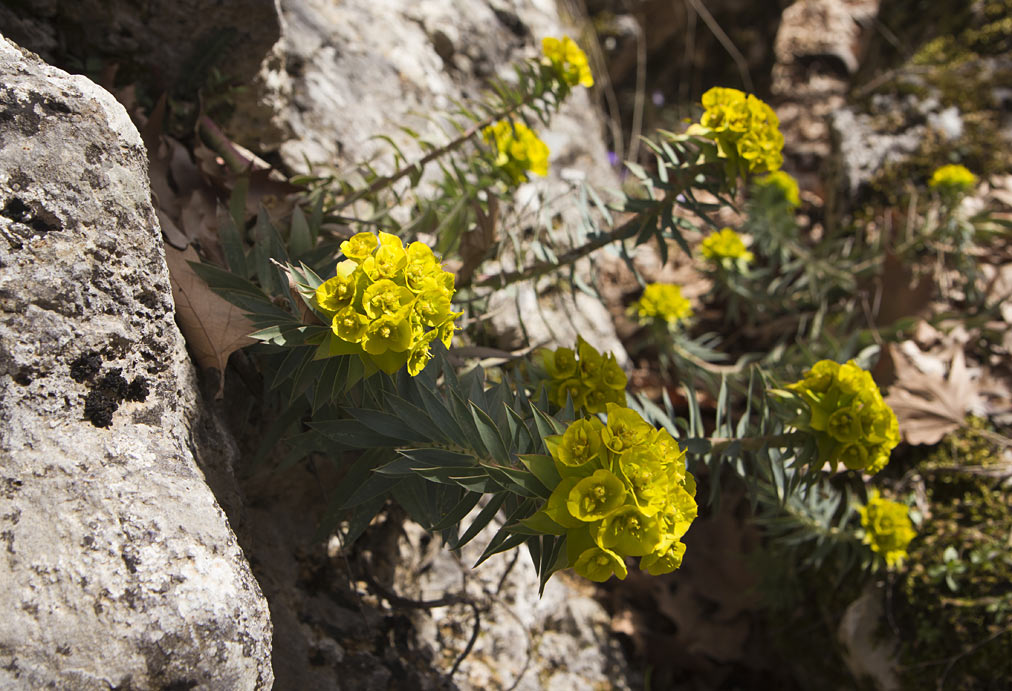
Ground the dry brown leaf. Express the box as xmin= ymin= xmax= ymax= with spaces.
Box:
xmin=165 ymin=244 xmax=255 ymax=397
xmin=181 ymin=188 xmax=225 ymax=267
xmin=885 ymin=342 xmax=978 ymax=444
xmin=876 ymin=252 xmax=935 ymax=327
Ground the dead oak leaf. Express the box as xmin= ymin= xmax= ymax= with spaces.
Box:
xmin=884 ymin=342 xmax=979 ymax=445
xmin=165 ymin=244 xmax=255 ymax=397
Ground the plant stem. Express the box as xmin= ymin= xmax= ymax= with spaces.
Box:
xmin=459 ymin=204 xmax=664 ymax=290
xmin=334 ymin=91 xmax=542 ymax=213
xmin=707 ymin=431 xmax=807 ymax=454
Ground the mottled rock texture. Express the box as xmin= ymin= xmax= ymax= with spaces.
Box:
xmin=0 ymin=0 xmax=282 ymax=90
xmin=0 ymin=36 xmax=272 ymax=689
xmin=395 ymin=515 xmax=632 ymax=690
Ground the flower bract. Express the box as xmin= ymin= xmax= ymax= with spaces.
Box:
xmin=312 ymin=232 xmax=459 ymax=376
xmin=539 ymin=337 xmax=626 ymax=415
xmin=787 ymin=360 xmax=900 ymax=474
xmin=542 ymin=36 xmax=594 ymax=88
xmin=700 ymin=227 xmax=754 ymax=268
xmin=483 ymin=120 xmax=550 ymax=185
xmin=536 ymin=404 xmax=698 ymax=582
xmin=630 ymin=283 xmax=693 ymax=326
xmin=859 ymin=489 xmax=916 ymax=568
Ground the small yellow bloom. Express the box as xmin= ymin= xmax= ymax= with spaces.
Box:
xmin=538 ymin=404 xmax=697 ymax=582
xmin=700 ymin=227 xmax=754 ymax=265
xmin=755 ymin=170 xmax=800 ymax=207
xmin=697 ymin=86 xmax=784 ymax=175
xmin=483 ymin=120 xmax=550 ymax=184
xmin=787 ymin=360 xmax=900 ymax=474
xmin=314 ymin=232 xmax=459 ymax=376
xmin=859 ymin=490 xmax=916 ymax=568
xmin=542 ymin=36 xmax=594 ymax=88
xmin=630 ymin=283 xmax=693 ymax=326
xmin=928 ymin=164 xmax=976 ymax=193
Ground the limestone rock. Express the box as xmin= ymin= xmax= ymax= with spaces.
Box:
xmin=829 ymin=103 xmax=927 ymax=197
xmin=0 ymin=0 xmax=282 ymax=89
xmin=395 ymin=516 xmax=632 ymax=691
xmin=0 ymin=36 xmax=272 ymax=689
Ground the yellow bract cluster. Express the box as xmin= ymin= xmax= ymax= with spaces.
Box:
xmin=755 ymin=170 xmax=800 ymax=207
xmin=536 ymin=403 xmax=697 ymax=581
xmin=630 ymin=283 xmax=693 ymax=326
xmin=859 ymin=489 xmax=916 ymax=568
xmin=542 ymin=36 xmax=594 ymax=88
xmin=700 ymin=227 xmax=754 ymax=267
xmin=482 ymin=120 xmax=550 ymax=185
xmin=540 ymin=336 xmax=626 ymax=415
xmin=787 ymin=360 xmax=900 ymax=474
xmin=314 ymin=231 xmax=460 ymax=376
xmin=928 ymin=164 xmax=976 ymax=194
xmin=695 ymin=86 xmax=784 ymax=175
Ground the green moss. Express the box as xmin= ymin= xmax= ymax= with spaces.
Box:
xmin=893 ymin=418 xmax=1012 ymax=690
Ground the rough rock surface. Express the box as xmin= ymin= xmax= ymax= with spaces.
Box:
xmin=0 ymin=36 xmax=272 ymax=689
xmin=394 ymin=516 xmax=632 ymax=691
xmin=0 ymin=0 xmax=282 ymax=90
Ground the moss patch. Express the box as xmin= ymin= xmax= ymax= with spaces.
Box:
xmin=893 ymin=418 xmax=1012 ymax=690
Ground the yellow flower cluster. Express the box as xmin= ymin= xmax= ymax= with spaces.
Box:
xmin=542 ymin=36 xmax=594 ymax=88
xmin=630 ymin=283 xmax=693 ymax=326
xmin=755 ymin=170 xmax=800 ymax=207
xmin=483 ymin=120 xmax=550 ymax=185
xmin=540 ymin=336 xmax=626 ymax=415
xmin=537 ymin=403 xmax=697 ymax=581
xmin=787 ymin=360 xmax=900 ymax=474
xmin=928 ymin=164 xmax=976 ymax=194
xmin=696 ymin=86 xmax=784 ymax=175
xmin=314 ymin=231 xmax=460 ymax=376
xmin=859 ymin=489 xmax=916 ymax=568
xmin=700 ymin=227 xmax=754 ymax=267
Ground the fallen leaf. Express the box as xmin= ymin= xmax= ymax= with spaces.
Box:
xmin=181 ymin=188 xmax=225 ymax=267
xmin=165 ymin=244 xmax=256 ymax=397
xmin=885 ymin=342 xmax=979 ymax=444
xmin=876 ymin=252 xmax=935 ymax=327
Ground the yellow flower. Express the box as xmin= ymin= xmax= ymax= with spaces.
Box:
xmin=696 ymin=87 xmax=784 ymax=176
xmin=542 ymin=36 xmax=594 ymax=88
xmin=755 ymin=170 xmax=800 ymax=207
xmin=928 ymin=164 xmax=976 ymax=194
xmin=699 ymin=227 xmax=754 ymax=265
xmin=787 ymin=360 xmax=900 ymax=474
xmin=340 ymin=232 xmax=379 ymax=261
xmin=859 ymin=490 xmax=916 ymax=568
xmin=538 ymin=404 xmax=697 ymax=582
xmin=540 ymin=337 xmax=626 ymax=415
xmin=314 ymin=232 xmax=459 ymax=376
xmin=630 ymin=283 xmax=693 ymax=326
xmin=483 ymin=120 xmax=550 ymax=184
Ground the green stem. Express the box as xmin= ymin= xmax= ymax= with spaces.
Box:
xmin=459 ymin=203 xmax=664 ymax=290
xmin=197 ymin=115 xmax=254 ymax=174
xmin=706 ymin=432 xmax=807 ymax=454
xmin=334 ymin=90 xmax=543 ymax=213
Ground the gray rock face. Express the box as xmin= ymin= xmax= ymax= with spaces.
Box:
xmin=395 ymin=516 xmax=632 ymax=690
xmin=0 ymin=0 xmax=282 ymax=89
xmin=0 ymin=36 xmax=273 ymax=689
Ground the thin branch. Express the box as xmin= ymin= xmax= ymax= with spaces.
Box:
xmin=358 ymin=560 xmax=482 ymax=680
xmin=334 ymin=91 xmax=540 ymax=213
xmin=707 ymin=432 xmax=808 ymax=454
xmin=460 ymin=204 xmax=662 ymax=290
